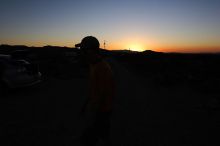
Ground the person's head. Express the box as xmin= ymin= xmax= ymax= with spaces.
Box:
xmin=76 ymin=36 xmax=101 ymax=63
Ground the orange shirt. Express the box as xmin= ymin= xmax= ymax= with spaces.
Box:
xmin=88 ymin=60 xmax=115 ymax=112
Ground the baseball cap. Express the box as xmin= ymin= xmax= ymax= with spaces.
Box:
xmin=75 ymin=36 xmax=100 ymax=50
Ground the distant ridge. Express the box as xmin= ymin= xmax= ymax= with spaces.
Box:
xmin=2 ymin=44 xmax=219 ymax=55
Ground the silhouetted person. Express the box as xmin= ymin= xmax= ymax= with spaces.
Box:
xmin=76 ymin=36 xmax=115 ymax=146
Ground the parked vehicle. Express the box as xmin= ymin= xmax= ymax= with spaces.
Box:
xmin=0 ymin=54 xmax=41 ymax=93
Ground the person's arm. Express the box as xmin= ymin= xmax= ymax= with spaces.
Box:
xmin=79 ymin=96 xmax=103 ymax=118
xmin=79 ymin=76 xmax=100 ymax=116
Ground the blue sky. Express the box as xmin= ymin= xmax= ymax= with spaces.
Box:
xmin=0 ymin=0 xmax=220 ymax=52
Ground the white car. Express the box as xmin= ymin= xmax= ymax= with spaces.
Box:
xmin=0 ymin=54 xmax=41 ymax=92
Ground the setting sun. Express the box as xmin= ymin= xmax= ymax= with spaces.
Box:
xmin=126 ymin=43 xmax=145 ymax=52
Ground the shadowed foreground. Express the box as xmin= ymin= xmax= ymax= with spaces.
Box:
xmin=0 ymin=58 xmax=220 ymax=146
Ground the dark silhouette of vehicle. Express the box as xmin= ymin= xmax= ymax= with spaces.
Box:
xmin=0 ymin=54 xmax=41 ymax=93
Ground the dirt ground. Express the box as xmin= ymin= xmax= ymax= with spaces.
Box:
xmin=1 ymin=58 xmax=220 ymax=146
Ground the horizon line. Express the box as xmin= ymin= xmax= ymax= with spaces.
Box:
xmin=1 ymin=44 xmax=220 ymax=54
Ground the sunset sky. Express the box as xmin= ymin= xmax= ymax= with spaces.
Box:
xmin=0 ymin=0 xmax=220 ymax=53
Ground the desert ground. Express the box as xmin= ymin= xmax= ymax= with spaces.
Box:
xmin=1 ymin=46 xmax=220 ymax=145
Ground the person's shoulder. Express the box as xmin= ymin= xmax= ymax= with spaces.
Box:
xmin=93 ymin=60 xmax=111 ymax=74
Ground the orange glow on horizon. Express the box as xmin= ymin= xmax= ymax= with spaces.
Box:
xmin=125 ymin=43 xmax=145 ymax=52
xmin=104 ymin=37 xmax=155 ymax=52
xmin=1 ymin=39 xmax=220 ymax=53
